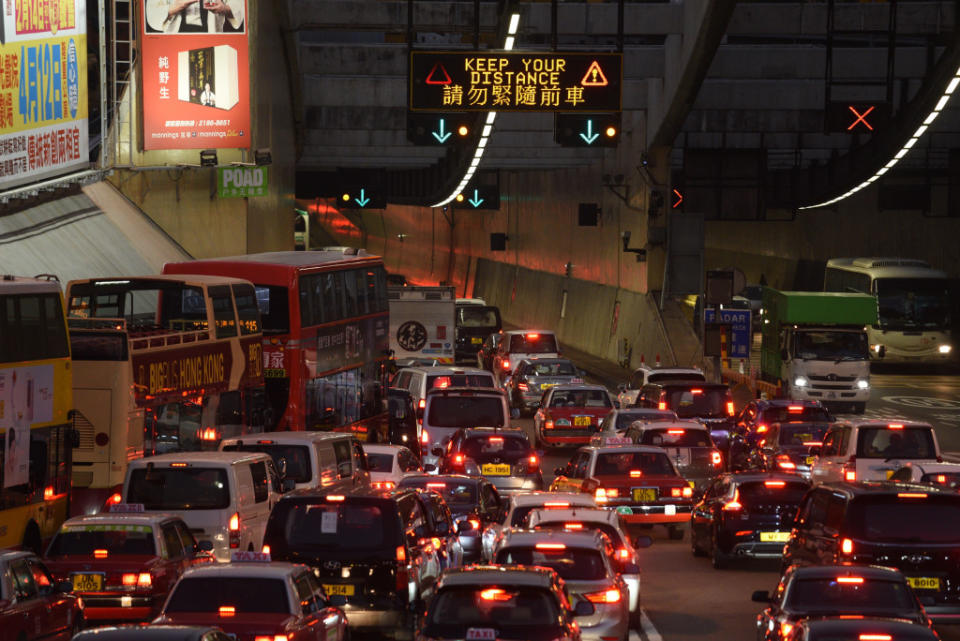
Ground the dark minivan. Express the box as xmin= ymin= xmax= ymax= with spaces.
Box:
xmin=781 ymin=481 xmax=960 ymax=621
xmin=635 ymin=381 xmax=736 ymax=452
xmin=263 ymin=486 xmax=443 ymax=639
xmin=455 ymin=304 xmax=502 ymax=363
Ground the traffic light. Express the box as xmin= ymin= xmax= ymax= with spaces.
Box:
xmin=454 ymin=184 xmax=500 ymax=210
xmin=407 ymin=112 xmax=474 ymax=145
xmin=554 ymin=113 xmax=620 ymax=147
xmin=339 ymin=187 xmax=386 ymax=209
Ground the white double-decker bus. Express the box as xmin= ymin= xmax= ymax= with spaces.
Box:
xmin=824 ymin=257 xmax=953 ymax=363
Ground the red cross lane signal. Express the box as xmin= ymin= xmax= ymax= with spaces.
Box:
xmin=847 ymin=105 xmax=875 ymax=131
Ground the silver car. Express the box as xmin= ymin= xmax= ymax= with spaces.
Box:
xmin=598 ymin=408 xmax=679 ymax=433
xmin=625 ymin=420 xmax=724 ymax=492
xmin=506 ymin=357 xmax=585 ymax=415
xmin=492 ymin=529 xmax=631 ymax=641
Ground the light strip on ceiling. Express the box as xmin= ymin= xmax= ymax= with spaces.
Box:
xmin=799 ymin=63 xmax=960 ymax=210
xmin=432 ymin=13 xmax=520 ymax=207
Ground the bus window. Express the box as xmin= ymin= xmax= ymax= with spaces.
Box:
xmin=233 ymin=284 xmax=261 ymax=336
xmin=254 ymin=285 xmax=289 ymax=334
xmin=210 ymin=286 xmax=238 ymax=338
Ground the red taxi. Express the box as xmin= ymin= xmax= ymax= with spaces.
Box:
xmin=550 ymin=443 xmax=694 ymax=539
xmin=0 ymin=550 xmax=83 ymax=641
xmin=44 ymin=510 xmax=214 ymax=622
xmin=534 ymin=384 xmax=614 ymax=449
xmin=153 ymin=552 xmax=348 ymax=641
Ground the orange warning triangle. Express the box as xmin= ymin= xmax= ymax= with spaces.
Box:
xmin=425 ymin=63 xmax=452 ymax=85
xmin=580 ymin=60 xmax=609 ymax=87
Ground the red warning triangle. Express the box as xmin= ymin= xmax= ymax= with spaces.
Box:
xmin=580 ymin=60 xmax=609 ymax=87
xmin=425 ymin=63 xmax=452 ymax=85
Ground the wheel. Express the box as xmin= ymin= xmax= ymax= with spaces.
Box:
xmin=668 ymin=525 xmax=684 ymax=541
xmin=711 ymin=530 xmax=729 ymax=570
xmin=691 ymin=527 xmax=707 ymax=557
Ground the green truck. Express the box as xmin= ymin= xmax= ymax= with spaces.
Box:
xmin=760 ymin=289 xmax=878 ymax=413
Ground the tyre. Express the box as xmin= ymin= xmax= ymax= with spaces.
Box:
xmin=667 ymin=525 xmax=684 ymax=541
xmin=691 ymin=528 xmax=707 ymax=557
xmin=711 ymin=530 xmax=729 ymax=570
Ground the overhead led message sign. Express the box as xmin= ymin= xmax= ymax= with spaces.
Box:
xmin=409 ymin=51 xmax=622 ymax=112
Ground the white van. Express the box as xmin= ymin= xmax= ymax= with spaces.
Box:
xmin=391 ymin=366 xmax=497 ymax=416
xmin=219 ymin=431 xmax=371 ymax=491
xmin=421 ymin=386 xmax=510 ymax=469
xmin=122 ymin=451 xmax=281 ymax=562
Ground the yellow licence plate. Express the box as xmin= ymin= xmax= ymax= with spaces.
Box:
xmin=632 ymin=488 xmax=657 ymax=502
xmin=759 ymin=532 xmax=791 ymax=542
xmin=482 ymin=463 xmax=511 ymax=476
xmin=886 ymin=470 xmax=895 ymax=479
xmin=907 ymin=577 xmax=940 ymax=591
xmin=323 ymin=584 xmax=355 ymax=596
xmin=72 ymin=573 xmax=103 ymax=592
xmin=574 ymin=416 xmax=591 ymax=427
xmin=805 ymin=456 xmax=816 ymax=465
xmin=471 ymin=337 xmax=482 ymax=344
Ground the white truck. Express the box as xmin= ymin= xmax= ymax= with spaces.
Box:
xmin=388 ymin=285 xmax=456 ymax=364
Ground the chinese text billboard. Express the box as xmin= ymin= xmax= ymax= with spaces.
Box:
xmin=0 ymin=0 xmax=88 ymax=189
xmin=140 ymin=0 xmax=249 ymax=150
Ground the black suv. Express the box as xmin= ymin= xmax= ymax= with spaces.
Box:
xmin=729 ymin=400 xmax=833 ymax=471
xmin=455 ymin=304 xmax=501 ymax=363
xmin=635 ymin=381 xmax=736 ymax=453
xmin=437 ymin=427 xmax=544 ymax=494
xmin=781 ymin=481 xmax=960 ymax=621
xmin=263 ymin=486 xmax=442 ymax=639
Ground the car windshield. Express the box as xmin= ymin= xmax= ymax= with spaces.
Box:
xmin=526 ymin=361 xmax=577 ymax=377
xmin=424 ymin=586 xmax=561 ymax=641
xmin=665 ymin=388 xmax=730 ymax=418
xmin=847 ymin=495 xmax=960 ymax=543
xmin=126 ymin=467 xmax=230 ymax=510
xmin=428 ymin=374 xmax=495 ymax=389
xmin=366 ymin=453 xmax=394 ymax=472
xmin=221 ymin=443 xmax=312 ymax=483
xmin=777 ymin=423 xmax=830 ymax=447
xmin=786 ymin=577 xmax=915 ymax=613
xmin=648 ymin=372 xmax=705 ymax=384
xmin=793 ymin=330 xmax=869 ymax=361
xmin=399 ymin=479 xmax=478 ymax=508
xmin=594 ymin=451 xmax=676 ymax=476
xmin=496 ymin=546 xmax=607 ymax=581
xmin=876 ymin=277 xmax=951 ymax=330
xmin=856 ymin=427 xmax=937 ymax=459
xmin=509 ymin=334 xmax=558 ymax=354
xmin=737 ymin=481 xmax=809 ymax=506
xmin=548 ymin=390 xmax=611 ymax=409
xmin=462 ymin=435 xmax=531 ymax=463
xmin=458 ymin=306 xmax=500 ymax=328
xmin=48 ymin=524 xmax=156 ymax=556
xmin=165 ymin=577 xmax=290 ymax=613
xmin=638 ymin=428 xmax=712 ymax=447
xmin=274 ymin=501 xmax=393 ymax=550
xmin=427 ymin=396 xmax=505 ymax=428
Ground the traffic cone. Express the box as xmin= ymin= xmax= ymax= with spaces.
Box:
xmin=655 ymin=354 xmax=661 ymax=367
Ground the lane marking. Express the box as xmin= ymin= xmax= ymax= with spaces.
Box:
xmin=882 ymin=396 xmax=960 ymax=410
xmin=640 ymin=609 xmax=663 ymax=641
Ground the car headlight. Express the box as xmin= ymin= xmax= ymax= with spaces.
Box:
xmin=856 ymin=379 xmax=869 ymax=390
xmin=939 ymin=344 xmax=952 ymax=354
xmin=794 ymin=377 xmax=808 ymax=388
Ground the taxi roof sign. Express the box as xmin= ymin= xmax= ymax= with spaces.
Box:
xmin=230 ymin=550 xmax=272 ymax=563
xmin=109 ymin=503 xmax=145 ymax=513
xmin=590 ymin=435 xmax=633 ymax=447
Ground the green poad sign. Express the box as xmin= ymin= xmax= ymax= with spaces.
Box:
xmin=217 ymin=166 xmax=269 ymax=198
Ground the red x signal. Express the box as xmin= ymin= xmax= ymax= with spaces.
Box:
xmin=847 ymin=105 xmax=875 ymax=131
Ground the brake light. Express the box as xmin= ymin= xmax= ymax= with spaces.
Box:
xmin=426 ymin=482 xmax=446 ymax=489
xmin=617 ymin=548 xmax=630 ymax=560
xmin=727 ymin=401 xmax=735 ymax=416
xmin=722 ymin=489 xmax=742 ymax=511
xmin=671 ymin=488 xmax=682 ymax=497
xmin=480 ymin=588 xmax=513 ymax=601
xmin=780 ymin=622 xmax=793 ymax=637
xmin=859 ymin=636 xmax=892 ymax=641
xmin=545 ymin=420 xmax=555 ymax=430
xmin=711 ymin=451 xmax=723 ymax=466
xmin=170 ymin=462 xmax=188 ymax=468
xmin=564 ymin=522 xmax=584 ymax=530
xmin=518 ymin=383 xmax=528 ymax=391
xmin=844 ymin=469 xmax=856 ymax=482
xmin=667 ymin=429 xmax=685 ymax=435
xmin=897 ymin=492 xmax=927 ymax=499
xmin=261 ymin=545 xmax=270 ymax=554
xmin=434 ymin=377 xmax=451 ymax=389
xmin=396 ymin=546 xmax=406 ymax=562
xmin=937 ymin=475 xmax=947 ymax=484
xmin=489 ymin=436 xmax=504 ymax=444
xmin=888 ymin=423 xmax=904 ymax=430
xmin=544 ymin=502 xmax=569 ymax=508
xmin=94 ymin=549 xmax=108 ymax=559
xmin=802 ymin=441 xmax=822 ymax=447
xmin=836 ymin=576 xmax=864 ymax=584
xmin=787 ymin=405 xmax=803 ymax=413
xmin=585 ymin=588 xmax=621 ymax=604
xmin=107 ymin=493 xmax=122 ymax=506
xmin=527 ymin=455 xmax=539 ymax=471
xmin=419 ymin=398 xmax=426 ymax=410
xmin=254 ymin=637 xmax=288 ymax=641
xmin=502 ymin=360 xmax=511 ymax=370
xmin=469 ymin=519 xmax=481 ymax=529
xmin=326 ymin=495 xmax=345 ymax=502
xmin=535 ymin=543 xmax=566 ymax=550
xmin=420 ymin=429 xmax=430 ymax=445
xmin=735 ymin=530 xmax=752 ymax=537
xmin=219 ymin=606 xmax=236 ymax=617
xmin=200 ymin=428 xmax=219 ymax=442
xmin=43 ymin=486 xmax=54 ymax=500
xmin=757 ymin=424 xmax=768 ymax=434
xmin=372 ymin=481 xmax=396 ymax=490
xmin=841 ymin=538 xmax=853 ymax=555
xmin=526 ymin=333 xmax=539 ymax=340
xmin=776 ymin=455 xmax=796 ymax=471
xmin=683 ymin=486 xmax=693 ymax=498
xmin=658 ymin=402 xmax=667 ymax=410
xmin=122 ymin=573 xmax=137 ymax=586
xmin=764 ymin=481 xmax=786 ymax=488
xmin=453 ymin=454 xmax=465 ymax=465
xmin=690 ymin=389 xmax=703 ymax=395
xmin=629 ymin=470 xmax=642 ymax=478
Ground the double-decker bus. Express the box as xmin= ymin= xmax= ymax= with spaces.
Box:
xmin=163 ymin=249 xmax=391 ymax=439
xmin=824 ymin=257 xmax=953 ymax=363
xmin=0 ymin=275 xmax=73 ymax=553
xmin=65 ymin=275 xmax=266 ymax=515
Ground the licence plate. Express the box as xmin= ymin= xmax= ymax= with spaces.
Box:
xmin=688 ymin=481 xmax=696 ymax=488
xmin=574 ymin=416 xmax=591 ymax=427
xmin=323 ymin=584 xmax=355 ymax=596
xmin=541 ymin=383 xmax=556 ymax=390
xmin=886 ymin=470 xmax=895 ymax=479
xmin=759 ymin=532 xmax=791 ymax=542
xmin=72 ymin=573 xmax=103 ymax=592
xmin=805 ymin=456 xmax=816 ymax=465
xmin=906 ymin=577 xmax=941 ymax=591
xmin=482 ymin=463 xmax=511 ymax=476
xmin=632 ymin=488 xmax=657 ymax=502
xmin=471 ymin=337 xmax=482 ymax=344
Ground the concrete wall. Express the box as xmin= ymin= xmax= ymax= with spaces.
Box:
xmin=108 ymin=0 xmax=297 ymax=258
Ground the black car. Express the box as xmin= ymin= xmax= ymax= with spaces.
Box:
xmin=71 ymin=628 xmax=232 ymax=641
xmin=781 ymin=481 xmax=960 ymax=621
xmin=418 ymin=489 xmax=464 ymax=571
xmin=398 ymin=474 xmax=504 ymax=563
xmin=262 ymin=486 xmax=442 ymax=639
xmin=635 ymin=380 xmax=737 ymax=453
xmin=437 ymin=427 xmax=544 ymax=494
xmin=730 ymin=400 xmax=833 ymax=471
xmin=388 ymin=387 xmax=420 ymax=456
xmin=752 ymin=565 xmax=931 ymax=641
xmin=476 ymin=332 xmax=503 ymax=371
xmin=786 ymin=618 xmax=940 ymax=641
xmin=455 ymin=304 xmax=502 ymax=363
xmin=746 ymin=421 xmax=832 ymax=479
xmin=691 ymin=472 xmax=810 ymax=569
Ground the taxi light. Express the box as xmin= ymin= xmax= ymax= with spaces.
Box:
xmin=545 ymin=420 xmax=555 ymax=430
xmin=419 ymin=399 xmax=426 ymax=410
xmin=897 ymin=492 xmax=927 ymax=499
xmin=658 ymin=401 xmax=667 ymax=411
xmin=629 ymin=470 xmax=642 ymax=478
xmin=667 ymin=429 xmax=685 ymax=435
xmin=564 ymin=522 xmax=584 ymax=530
xmin=94 ymin=549 xmax=108 ymax=559
xmin=43 ymin=486 xmax=54 ymax=500
xmin=261 ymin=545 xmax=271 ymax=554
xmin=711 ymin=451 xmax=723 ymax=466
xmin=107 ymin=493 xmax=123 ymax=505
xmin=420 ymin=429 xmax=430 ymax=445
xmin=480 ymin=588 xmax=512 ymax=601
xmin=722 ymin=490 xmax=742 ymax=511
xmin=229 ymin=512 xmax=240 ymax=531
xmin=426 ymin=482 xmax=446 ymax=489
xmin=585 ymin=588 xmax=621 ymax=604
xmin=219 ymin=606 xmax=236 ymax=617
xmin=502 ymin=360 xmax=511 ymax=370
xmin=544 ymin=502 xmax=570 ymax=508
xmin=526 ymin=333 xmax=540 ymax=340
xmin=776 ymin=455 xmax=796 ymax=471
xmin=535 ymin=543 xmax=566 ymax=550
xmin=396 ymin=546 xmax=406 ymax=562
xmin=841 ymin=538 xmax=854 ymax=555
xmin=137 ymin=573 xmax=152 ymax=588
xmin=837 ymin=576 xmax=864 ymax=584
xmin=859 ymin=636 xmax=892 ymax=641
xmin=764 ymin=481 xmax=786 ymax=488
xmin=682 ymin=486 xmax=693 ymax=498
xmin=780 ymin=623 xmax=793 ymax=637
xmin=726 ymin=401 xmax=735 ymax=416
xmin=787 ymin=405 xmax=804 ymax=413
xmin=888 ymin=423 xmax=904 ymax=430
xmin=326 ymin=495 xmax=345 ymax=502
xmin=122 ymin=573 xmax=137 ymax=586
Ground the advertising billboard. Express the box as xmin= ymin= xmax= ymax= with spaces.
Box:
xmin=0 ymin=0 xmax=88 ymax=190
xmin=140 ymin=0 xmax=249 ymax=150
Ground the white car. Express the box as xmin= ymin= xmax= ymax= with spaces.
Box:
xmin=809 ymin=420 xmax=941 ymax=485
xmin=616 ymin=366 xmax=705 ymax=408
xmin=889 ymin=461 xmax=960 ymax=489
xmin=480 ymin=491 xmax=597 ymax=561
xmin=362 ymin=444 xmax=423 ymax=490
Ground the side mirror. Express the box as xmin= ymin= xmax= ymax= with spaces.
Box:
xmin=431 ymin=447 xmax=444 ymax=457
xmin=328 ymin=594 xmax=347 ymax=607
xmin=573 ymin=600 xmax=595 ymax=617
xmin=580 ymin=478 xmax=599 ymax=494
xmin=282 ymin=478 xmax=297 ymax=492
xmin=423 ymin=463 xmax=437 ymax=473
xmin=751 ymin=590 xmax=771 ymax=603
xmin=632 ymin=535 xmax=653 ymax=549
xmin=55 ymin=580 xmax=73 ymax=594
xmin=197 ymin=540 xmax=215 ymax=552
xmin=622 ymin=562 xmax=641 ymax=574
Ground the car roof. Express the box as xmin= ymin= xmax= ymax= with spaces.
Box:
xmin=502 ymin=329 xmax=555 ymax=336
xmin=653 ymin=381 xmax=730 ymax=389
xmin=897 ymin=461 xmax=960 ymax=473
xmin=518 ymin=358 xmax=573 ymax=366
xmin=279 ymin=484 xmax=415 ymax=501
xmin=637 ymin=366 xmax=703 ymax=375
xmin=831 ymin=420 xmax=934 ymax=430
xmin=425 ymin=386 xmax=505 ymax=396
xmin=398 ymin=473 xmax=480 ymax=485
xmin=396 ymin=366 xmax=492 ymax=376
xmin=71 ymin=626 xmax=223 ymax=641
xmin=438 ymin=565 xmax=556 ymax=589
xmin=819 ymin=480 xmax=958 ymax=497
xmin=585 ymin=445 xmax=671 ymax=455
xmin=788 ymin=564 xmax=906 ymax=582
xmin=498 ymin=528 xmax=608 ymax=549
xmin=510 ymin=492 xmax=598 ymax=507
xmin=0 ymin=550 xmax=37 ymax=564
xmin=547 ymin=383 xmax=608 ymax=392
xmin=799 ymin=618 xmax=937 ymax=638
xmin=126 ymin=451 xmax=271 ymax=466
xmin=180 ymin=562 xmax=305 ymax=580
xmin=60 ymin=513 xmax=181 ymax=528
xmin=724 ymin=471 xmax=812 ymax=485
xmin=755 ymin=399 xmax=825 ymax=409
xmin=362 ymin=444 xmax=411 ymax=455
xmin=462 ymin=427 xmax=528 ymax=439
xmin=526 ymin=507 xmax=618 ymax=525
xmin=631 ymin=420 xmax=708 ymax=431
xmin=220 ymin=431 xmax=351 ymax=445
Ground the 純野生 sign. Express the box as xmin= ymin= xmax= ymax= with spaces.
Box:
xmin=409 ymin=51 xmax=621 ymax=112
xmin=217 ymin=165 xmax=267 ymax=198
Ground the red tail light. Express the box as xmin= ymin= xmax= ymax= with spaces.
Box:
xmin=756 ymin=424 xmax=768 ymax=433
xmin=43 ymin=486 xmax=55 ymax=500
xmin=780 ymin=622 xmax=793 ymax=637
xmin=859 ymin=635 xmax=892 ymax=641
xmin=420 ymin=429 xmax=430 ymax=445
xmin=844 ymin=468 xmax=857 ymax=482
xmin=219 ymin=606 xmax=236 ymax=617
xmin=671 ymin=487 xmax=682 ymax=497
xmin=122 ymin=573 xmax=137 ymax=586
xmin=228 ymin=512 xmax=241 ymax=549
xmin=419 ymin=398 xmax=426 ymax=410
xmin=841 ymin=538 xmax=854 ymax=555
xmin=518 ymin=383 xmax=528 ymax=391
xmin=595 ymin=488 xmax=618 ymax=502
xmin=453 ymin=454 xmax=465 ymax=465
xmin=836 ymin=576 xmax=864 ymax=584
xmin=629 ymin=470 xmax=642 ymax=478
xmin=617 ymin=548 xmax=630 ymax=560
xmin=726 ymin=401 xmax=735 ymax=416
xmin=585 ymin=588 xmax=621 ymax=603
xmin=776 ymin=455 xmax=796 ymax=471
xmin=502 ymin=360 xmax=511 ymax=370
xmin=94 ymin=549 xmax=108 ymax=559
xmin=722 ymin=489 xmax=742 ymax=511
xmin=545 ymin=420 xmax=555 ymax=430
xmin=683 ymin=486 xmax=693 ymax=498
xmin=107 ymin=492 xmax=123 ymax=506
xmin=527 ymin=455 xmax=539 ymax=471
xmin=670 ymin=487 xmax=693 ymax=498
xmin=372 ymin=481 xmax=396 ymax=490
xmin=711 ymin=451 xmax=722 ymax=466
xmin=469 ymin=519 xmax=481 ymax=529
xmin=261 ymin=545 xmax=270 ymax=554
xmin=658 ymin=401 xmax=667 ymax=410
xmin=396 ymin=546 xmax=406 ymax=562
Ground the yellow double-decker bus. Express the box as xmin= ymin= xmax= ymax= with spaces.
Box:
xmin=0 ymin=274 xmax=73 ymax=553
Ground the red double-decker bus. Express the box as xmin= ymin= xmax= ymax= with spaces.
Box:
xmin=163 ymin=250 xmax=391 ymax=440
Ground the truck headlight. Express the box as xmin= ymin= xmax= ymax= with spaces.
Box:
xmin=856 ymin=379 xmax=869 ymax=390
xmin=794 ymin=377 xmax=808 ymax=388
xmin=939 ymin=344 xmax=952 ymax=354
